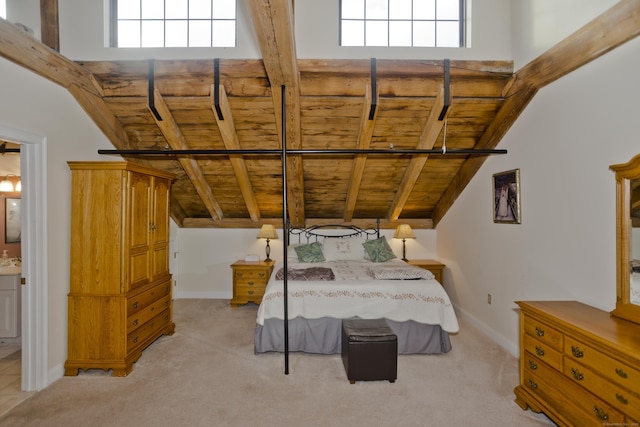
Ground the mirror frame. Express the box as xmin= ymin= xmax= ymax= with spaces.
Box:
xmin=610 ymin=154 xmax=640 ymax=324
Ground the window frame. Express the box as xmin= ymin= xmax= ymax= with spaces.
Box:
xmin=109 ymin=0 xmax=237 ymax=48
xmin=339 ymin=0 xmax=466 ymax=48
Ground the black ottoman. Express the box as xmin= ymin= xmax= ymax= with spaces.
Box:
xmin=341 ymin=318 xmax=397 ymax=384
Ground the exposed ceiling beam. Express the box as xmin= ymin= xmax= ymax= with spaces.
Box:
xmin=150 ymin=86 xmax=224 ymax=221
xmin=211 ymin=84 xmax=261 ymax=222
xmin=344 ymin=84 xmax=377 ymax=222
xmin=182 ymin=217 xmax=434 ymax=229
xmin=40 ymin=0 xmax=59 ymax=51
xmin=432 ymin=0 xmax=640 ymax=226
xmin=388 ymin=85 xmax=451 ymax=222
xmin=245 ymin=0 xmax=305 ymax=226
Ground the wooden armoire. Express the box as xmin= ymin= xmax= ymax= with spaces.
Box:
xmin=65 ymin=161 xmax=176 ymax=377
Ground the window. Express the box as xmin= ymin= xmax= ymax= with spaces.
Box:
xmin=0 ymin=0 xmax=6 ymax=19
xmin=340 ymin=0 xmax=464 ymax=47
xmin=111 ymin=0 xmax=236 ymax=48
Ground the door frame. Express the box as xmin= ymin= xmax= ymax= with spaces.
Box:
xmin=0 ymin=122 xmax=48 ymax=391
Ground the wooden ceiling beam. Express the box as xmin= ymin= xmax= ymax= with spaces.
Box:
xmin=182 ymin=217 xmax=434 ymax=229
xmin=344 ymin=84 xmax=378 ymax=222
xmin=245 ymin=0 xmax=305 ymax=226
xmin=211 ymin=84 xmax=261 ymax=222
xmin=150 ymin=86 xmax=224 ymax=221
xmin=40 ymin=0 xmax=60 ymax=51
xmin=388 ymin=86 xmax=450 ymax=222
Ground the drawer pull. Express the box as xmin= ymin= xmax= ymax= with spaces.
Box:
xmin=164 ymin=301 xmax=169 ymax=306
xmin=570 ymin=367 xmax=584 ymax=381
xmin=615 ymin=393 xmax=628 ymax=405
xmin=535 ymin=326 xmax=544 ymax=337
xmin=615 ymin=367 xmax=628 ymax=379
xmin=259 ymin=273 xmax=265 ymax=278
xmin=248 ymin=281 xmax=255 ymax=286
xmin=132 ymin=319 xmax=139 ymax=326
xmin=528 ymin=360 xmax=538 ymax=370
xmin=527 ymin=378 xmax=538 ymax=390
xmin=248 ymin=290 xmax=254 ymax=295
xmin=571 ymin=346 xmax=584 ymax=358
xmin=593 ymin=406 xmax=608 ymax=421
xmin=133 ymin=302 xmax=139 ymax=309
xmin=165 ymin=286 xmax=170 ymax=293
xmin=236 ymin=272 xmax=243 ymax=277
xmin=132 ymin=336 xmax=139 ymax=343
xmin=164 ymin=314 xmax=169 ymax=321
xmin=535 ymin=346 xmax=545 ymax=357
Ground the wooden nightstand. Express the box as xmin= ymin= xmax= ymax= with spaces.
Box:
xmin=405 ymin=260 xmax=445 ymax=283
xmin=230 ymin=260 xmax=275 ymax=307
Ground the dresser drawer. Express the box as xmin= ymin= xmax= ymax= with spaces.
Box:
xmin=127 ymin=281 xmax=171 ymax=315
xmin=563 ymin=358 xmax=640 ymax=421
xmin=234 ymin=283 xmax=265 ymax=298
xmin=127 ymin=309 xmax=170 ymax=352
xmin=523 ymin=333 xmax=562 ymax=371
xmin=234 ymin=268 xmax=270 ymax=284
xmin=523 ymin=353 xmax=625 ymax=426
xmin=127 ymin=294 xmax=171 ymax=334
xmin=523 ymin=317 xmax=563 ymax=351
xmin=564 ymin=336 xmax=640 ymax=397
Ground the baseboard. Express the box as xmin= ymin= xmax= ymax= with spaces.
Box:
xmin=453 ymin=303 xmax=519 ymax=358
xmin=174 ymin=290 xmax=229 ymax=300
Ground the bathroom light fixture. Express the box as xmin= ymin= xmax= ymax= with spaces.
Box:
xmin=393 ymin=224 xmax=416 ymax=261
xmin=257 ymin=224 xmax=278 ymax=262
xmin=0 ymin=174 xmax=19 ymax=192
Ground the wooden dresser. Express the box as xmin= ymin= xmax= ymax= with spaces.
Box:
xmin=65 ymin=162 xmax=176 ymax=377
xmin=515 ymin=301 xmax=640 ymax=426
xmin=230 ymin=260 xmax=274 ymax=307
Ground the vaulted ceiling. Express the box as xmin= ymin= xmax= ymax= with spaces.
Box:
xmin=0 ymin=0 xmax=638 ymax=229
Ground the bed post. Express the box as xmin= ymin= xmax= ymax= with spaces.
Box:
xmin=281 ymin=84 xmax=289 ymax=375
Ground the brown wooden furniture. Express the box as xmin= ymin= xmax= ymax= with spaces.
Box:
xmin=230 ymin=260 xmax=274 ymax=307
xmin=514 ymin=301 xmax=640 ymax=426
xmin=65 ymin=162 xmax=176 ymax=377
xmin=405 ymin=259 xmax=445 ymax=283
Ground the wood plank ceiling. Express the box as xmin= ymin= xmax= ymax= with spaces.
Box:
xmin=1 ymin=0 xmax=639 ymax=229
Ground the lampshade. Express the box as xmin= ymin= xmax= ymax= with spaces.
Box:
xmin=15 ymin=180 xmax=21 ymax=192
xmin=393 ymin=224 xmax=415 ymax=240
xmin=257 ymin=224 xmax=278 ymax=240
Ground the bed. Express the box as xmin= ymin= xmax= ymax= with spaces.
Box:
xmin=254 ymin=225 xmax=459 ymax=355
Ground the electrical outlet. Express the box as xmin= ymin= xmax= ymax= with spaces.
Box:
xmin=487 ymin=293 xmax=492 ymax=304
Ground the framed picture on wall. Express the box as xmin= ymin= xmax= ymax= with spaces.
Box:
xmin=493 ymin=169 xmax=521 ymax=224
xmin=5 ymin=197 xmax=21 ymax=243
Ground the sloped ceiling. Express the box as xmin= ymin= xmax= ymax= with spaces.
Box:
xmin=0 ymin=0 xmax=638 ymax=229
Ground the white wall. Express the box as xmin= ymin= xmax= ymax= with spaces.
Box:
xmin=437 ymin=1 xmax=640 ymax=356
xmin=174 ymin=227 xmax=437 ymax=299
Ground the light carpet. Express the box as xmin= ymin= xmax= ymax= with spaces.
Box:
xmin=0 ymin=299 xmax=555 ymax=427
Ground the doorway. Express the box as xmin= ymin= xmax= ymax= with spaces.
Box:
xmin=0 ymin=123 xmax=48 ymax=393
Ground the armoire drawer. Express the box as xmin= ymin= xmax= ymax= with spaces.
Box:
xmin=127 ymin=294 xmax=171 ymax=334
xmin=127 ymin=309 xmax=170 ymax=352
xmin=127 ymin=281 xmax=171 ymax=315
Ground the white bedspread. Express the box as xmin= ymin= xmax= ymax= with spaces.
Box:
xmin=256 ymin=259 xmax=459 ymax=333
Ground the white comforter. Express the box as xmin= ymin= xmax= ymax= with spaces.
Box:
xmin=256 ymin=259 xmax=460 ymax=333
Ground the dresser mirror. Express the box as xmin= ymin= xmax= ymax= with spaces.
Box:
xmin=610 ymin=154 xmax=640 ymax=324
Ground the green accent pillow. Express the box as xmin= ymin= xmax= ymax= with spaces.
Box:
xmin=294 ymin=241 xmax=326 ymax=263
xmin=362 ymin=237 xmax=397 ymax=263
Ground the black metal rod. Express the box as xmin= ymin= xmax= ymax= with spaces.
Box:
xmin=281 ymin=85 xmax=289 ymax=375
xmin=368 ymin=57 xmax=377 ymax=120
xmin=213 ymin=58 xmax=224 ymax=121
xmin=148 ymin=59 xmax=163 ymax=121
xmin=97 ymin=148 xmax=507 ymax=156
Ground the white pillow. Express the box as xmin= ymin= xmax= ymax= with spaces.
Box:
xmin=322 ymin=237 xmax=367 ymax=261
